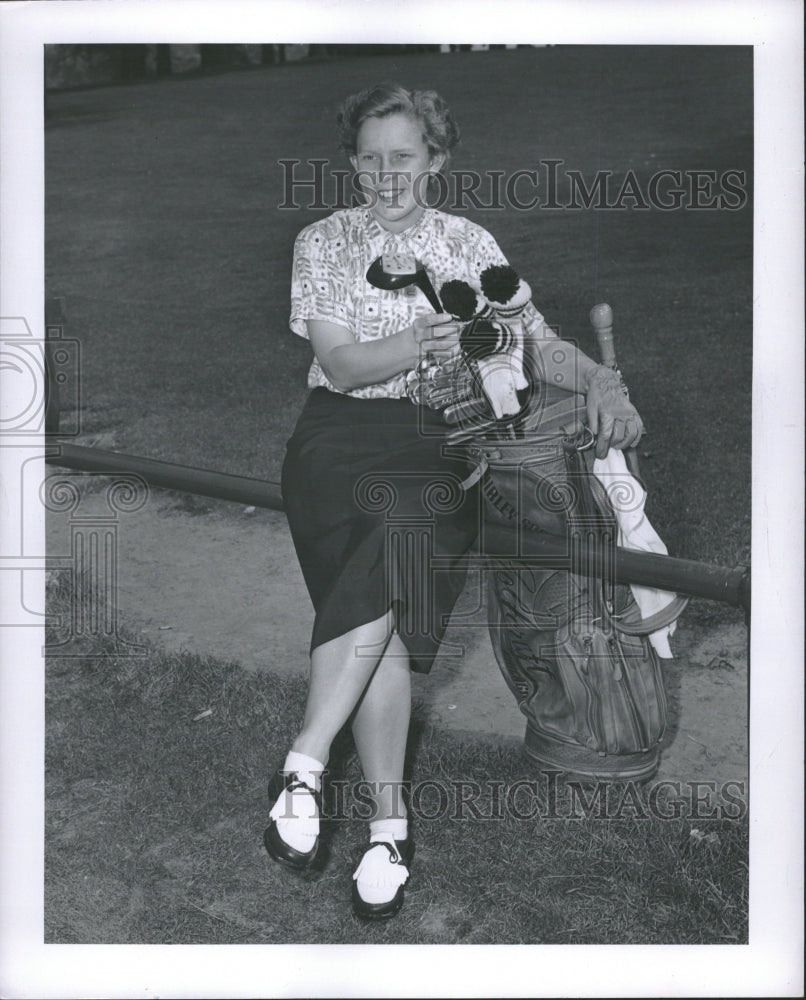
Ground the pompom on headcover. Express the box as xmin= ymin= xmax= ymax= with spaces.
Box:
xmin=435 ymin=267 xmax=533 ymax=422
xmin=480 ymin=265 xmax=519 ymax=304
xmin=480 ymin=264 xmax=532 ymax=315
xmin=439 ymin=279 xmax=481 ymax=322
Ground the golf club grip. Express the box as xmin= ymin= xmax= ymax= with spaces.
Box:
xmin=590 ymin=303 xmax=616 ymax=369
xmin=590 ymin=303 xmax=642 ymax=478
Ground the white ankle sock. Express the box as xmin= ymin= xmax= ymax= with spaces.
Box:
xmin=369 ymin=817 xmax=408 ymax=845
xmin=269 ymin=751 xmax=326 ymax=853
xmin=284 ymin=750 xmax=326 ymax=792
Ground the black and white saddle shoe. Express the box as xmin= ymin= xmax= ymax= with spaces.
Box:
xmin=351 ymin=838 xmax=414 ymax=921
xmin=263 ymin=770 xmax=323 ymax=871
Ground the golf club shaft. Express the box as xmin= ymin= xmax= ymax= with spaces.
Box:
xmin=418 ymin=276 xmax=443 ymax=313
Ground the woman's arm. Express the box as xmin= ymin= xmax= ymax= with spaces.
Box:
xmin=307 ymin=315 xmax=462 ymax=393
xmin=527 ymin=322 xmax=644 ymax=459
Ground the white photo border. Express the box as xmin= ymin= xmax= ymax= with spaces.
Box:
xmin=1 ymin=1 xmax=803 ymax=997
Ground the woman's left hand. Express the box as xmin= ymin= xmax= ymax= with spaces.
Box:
xmin=585 ymin=365 xmax=645 ymax=459
xmin=420 ymin=321 xmax=462 ymax=360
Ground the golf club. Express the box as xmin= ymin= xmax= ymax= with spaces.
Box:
xmin=366 ymin=253 xmax=443 ymax=312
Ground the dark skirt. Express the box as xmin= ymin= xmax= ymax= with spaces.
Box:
xmin=281 ymin=387 xmax=481 ymax=673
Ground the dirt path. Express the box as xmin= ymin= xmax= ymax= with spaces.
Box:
xmin=47 ymin=484 xmax=748 ymax=789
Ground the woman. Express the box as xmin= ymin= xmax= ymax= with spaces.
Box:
xmin=265 ymin=83 xmax=643 ymax=920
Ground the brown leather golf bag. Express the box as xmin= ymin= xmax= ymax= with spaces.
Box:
xmin=468 ymin=396 xmax=672 ymax=782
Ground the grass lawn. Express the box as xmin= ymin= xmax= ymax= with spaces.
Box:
xmin=45 ymin=574 xmax=748 ymax=945
xmin=45 ymin=44 xmax=752 ymax=574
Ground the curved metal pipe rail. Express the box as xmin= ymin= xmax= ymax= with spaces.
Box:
xmin=45 ymin=442 xmax=750 ymax=616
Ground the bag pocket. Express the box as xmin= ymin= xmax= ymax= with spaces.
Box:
xmin=551 ymin=626 xmax=666 ymax=754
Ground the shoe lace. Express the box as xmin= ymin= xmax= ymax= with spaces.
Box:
xmin=269 ymin=776 xmax=319 ymax=824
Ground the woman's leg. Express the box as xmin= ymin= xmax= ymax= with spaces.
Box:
xmin=267 ymin=611 xmax=396 ymax=861
xmin=291 ymin=609 xmax=396 ymax=764
xmin=350 ymin=633 xmax=411 ymax=825
xmin=349 ymin=634 xmax=414 ymax=916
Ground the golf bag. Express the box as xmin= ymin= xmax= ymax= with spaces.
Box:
xmin=468 ymin=387 xmax=672 ymax=782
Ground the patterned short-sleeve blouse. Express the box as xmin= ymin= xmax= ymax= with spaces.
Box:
xmin=290 ymin=207 xmax=548 ymax=399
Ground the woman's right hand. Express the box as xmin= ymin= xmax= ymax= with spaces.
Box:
xmin=413 ymin=314 xmax=462 ymax=360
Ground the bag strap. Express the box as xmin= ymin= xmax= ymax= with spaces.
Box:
xmin=612 ymin=593 xmax=690 ymax=636
xmin=458 ymin=454 xmax=488 ymax=491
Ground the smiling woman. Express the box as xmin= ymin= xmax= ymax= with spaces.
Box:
xmin=264 ymin=80 xmax=646 ymax=923
xmin=351 ymin=120 xmax=434 ymax=230
xmin=340 ymin=85 xmax=458 ymax=233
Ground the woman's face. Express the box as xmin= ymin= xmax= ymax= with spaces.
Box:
xmin=351 ymin=112 xmax=444 ymax=233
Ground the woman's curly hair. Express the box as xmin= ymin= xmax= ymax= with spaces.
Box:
xmin=336 ymin=83 xmax=461 ymax=168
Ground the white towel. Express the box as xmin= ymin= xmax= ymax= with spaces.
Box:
xmin=592 ymin=450 xmax=679 ymax=658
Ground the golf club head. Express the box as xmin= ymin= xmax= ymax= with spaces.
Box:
xmin=366 ymin=254 xmax=443 ymax=312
